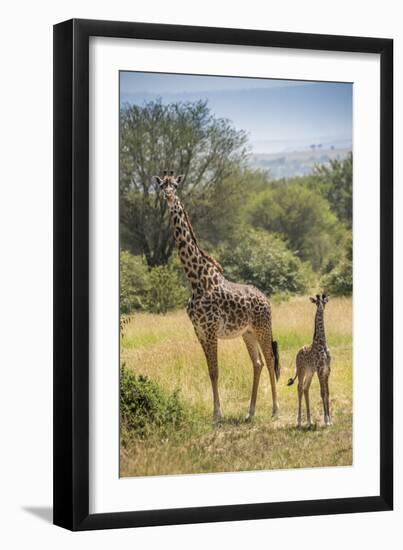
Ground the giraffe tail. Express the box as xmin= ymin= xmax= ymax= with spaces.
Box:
xmin=272 ymin=340 xmax=280 ymax=381
xmin=287 ymin=369 xmax=297 ymax=386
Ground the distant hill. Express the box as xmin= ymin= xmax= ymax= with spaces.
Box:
xmin=250 ymin=147 xmax=352 ymax=179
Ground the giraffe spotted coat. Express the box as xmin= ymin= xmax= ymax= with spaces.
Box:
xmin=288 ymin=294 xmax=332 ymax=427
xmin=155 ymin=172 xmax=280 ymax=423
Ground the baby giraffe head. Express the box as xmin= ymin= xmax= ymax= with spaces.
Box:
xmin=154 ymin=170 xmax=184 ymax=205
xmin=309 ymin=293 xmax=330 ymax=309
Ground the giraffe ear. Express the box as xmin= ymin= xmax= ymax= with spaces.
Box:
xmin=322 ymin=293 xmax=329 ymax=303
xmin=176 ymin=174 xmax=185 ymax=184
xmin=154 ymin=176 xmax=163 ymax=186
xmin=309 ymin=297 xmax=316 ymax=303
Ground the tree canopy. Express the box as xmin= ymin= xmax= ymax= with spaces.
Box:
xmin=313 ymin=153 xmax=352 ymax=226
xmin=247 ymin=183 xmax=347 ymax=271
xmin=120 ymin=99 xmax=248 ymax=265
xmin=218 ymin=229 xmax=311 ymax=296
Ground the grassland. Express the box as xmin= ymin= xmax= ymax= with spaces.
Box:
xmin=120 ymin=296 xmax=352 ymax=477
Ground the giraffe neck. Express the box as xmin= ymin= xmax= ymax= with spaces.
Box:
xmin=313 ymin=308 xmax=327 ymax=348
xmin=168 ymin=196 xmax=223 ymax=290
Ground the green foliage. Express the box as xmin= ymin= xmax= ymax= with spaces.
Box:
xmin=120 ymin=99 xmax=248 ymax=265
xmin=146 ymin=263 xmax=189 ymax=314
xmin=321 ymin=234 xmax=352 ymax=295
xmin=187 ymin=168 xmax=251 ymax=249
xmin=313 ymin=153 xmax=352 ymax=226
xmin=219 ymin=229 xmax=312 ymax=296
xmin=120 ymin=250 xmax=188 ymax=315
xmin=248 ymin=183 xmax=346 ymax=271
xmin=120 ymin=366 xmax=188 ymax=439
xmin=120 ymin=251 xmax=150 ymax=314
xmin=322 ymin=261 xmax=352 ymax=296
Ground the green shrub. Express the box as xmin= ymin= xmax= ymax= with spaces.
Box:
xmin=219 ymin=228 xmax=312 ymax=296
xmin=120 ymin=251 xmax=150 ymax=314
xmin=120 ymin=366 xmax=188 ymax=440
xmin=248 ymin=183 xmax=346 ymax=272
xmin=120 ymin=250 xmax=189 ymax=315
xmin=322 ymin=260 xmax=352 ymax=296
xmin=313 ymin=153 xmax=353 ymax=227
xmin=321 ymin=233 xmax=352 ymax=296
xmin=146 ymin=263 xmax=189 ymax=314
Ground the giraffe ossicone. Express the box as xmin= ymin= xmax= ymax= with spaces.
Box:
xmin=156 ymin=171 xmax=280 ymax=423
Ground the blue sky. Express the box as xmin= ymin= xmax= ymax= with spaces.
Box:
xmin=120 ymin=72 xmax=352 ymax=155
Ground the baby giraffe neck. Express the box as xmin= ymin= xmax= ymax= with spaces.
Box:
xmin=313 ymin=308 xmax=326 ymax=347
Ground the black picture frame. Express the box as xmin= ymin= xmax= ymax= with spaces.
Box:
xmin=53 ymin=18 xmax=393 ymax=531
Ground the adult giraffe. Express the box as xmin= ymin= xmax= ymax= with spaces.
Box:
xmin=155 ymin=171 xmax=280 ymax=423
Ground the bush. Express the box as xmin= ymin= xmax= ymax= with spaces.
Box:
xmin=146 ymin=263 xmax=189 ymax=314
xmin=321 ymin=261 xmax=352 ymax=296
xmin=120 ymin=250 xmax=189 ymax=315
xmin=313 ymin=153 xmax=353 ymax=227
xmin=321 ymin=233 xmax=352 ymax=296
xmin=219 ymin=229 xmax=312 ymax=296
xmin=120 ymin=251 xmax=150 ymax=314
xmin=120 ymin=366 xmax=188 ymax=440
xmin=248 ymin=183 xmax=346 ymax=272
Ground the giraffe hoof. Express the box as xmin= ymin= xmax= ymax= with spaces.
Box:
xmin=245 ymin=413 xmax=254 ymax=422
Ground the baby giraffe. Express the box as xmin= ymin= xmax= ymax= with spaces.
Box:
xmin=288 ymin=294 xmax=331 ymax=427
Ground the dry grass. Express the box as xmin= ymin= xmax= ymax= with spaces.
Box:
xmin=120 ymin=296 xmax=352 ymax=477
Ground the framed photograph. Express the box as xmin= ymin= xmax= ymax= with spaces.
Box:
xmin=53 ymin=19 xmax=393 ymax=530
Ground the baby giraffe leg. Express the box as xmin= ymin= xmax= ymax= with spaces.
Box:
xmin=303 ymin=370 xmax=315 ymax=426
xmin=319 ymin=372 xmax=332 ymax=426
xmin=325 ymin=374 xmax=331 ymax=425
xmin=242 ymin=331 xmax=263 ymax=420
xmin=297 ymin=370 xmax=304 ymax=427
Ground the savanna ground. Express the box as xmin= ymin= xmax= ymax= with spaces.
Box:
xmin=120 ymin=296 xmax=352 ymax=477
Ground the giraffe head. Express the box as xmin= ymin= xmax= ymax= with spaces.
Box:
xmin=154 ymin=171 xmax=184 ymax=205
xmin=309 ymin=293 xmax=329 ymax=309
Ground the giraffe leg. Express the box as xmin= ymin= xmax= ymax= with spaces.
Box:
xmin=242 ymin=331 xmax=263 ymax=420
xmin=303 ymin=370 xmax=315 ymax=426
xmin=325 ymin=374 xmax=331 ymax=425
xmin=297 ymin=369 xmax=304 ymax=427
xmin=325 ymin=359 xmax=332 ymax=425
xmin=320 ymin=371 xmax=331 ymax=426
xmin=256 ymin=332 xmax=279 ymax=419
xmin=319 ymin=374 xmax=327 ymax=425
xmin=199 ymin=337 xmax=222 ymax=424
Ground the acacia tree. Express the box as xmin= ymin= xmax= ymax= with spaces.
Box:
xmin=120 ymin=99 xmax=248 ymax=266
xmin=218 ymin=228 xmax=311 ymax=295
xmin=248 ymin=183 xmax=347 ymax=272
xmin=313 ymin=153 xmax=353 ymax=227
